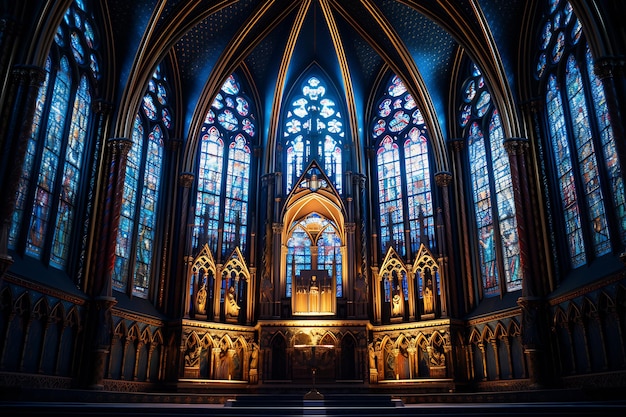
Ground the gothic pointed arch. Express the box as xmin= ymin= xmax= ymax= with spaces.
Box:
xmin=378 ymin=247 xmax=409 ymax=322
xmin=192 ymin=71 xmax=257 ymax=259
xmin=370 ymin=73 xmax=435 ymax=259
xmin=412 ymin=243 xmax=442 ymax=318
xmin=280 ymin=65 xmax=346 ymax=195
xmin=281 ymin=160 xmax=347 ymax=312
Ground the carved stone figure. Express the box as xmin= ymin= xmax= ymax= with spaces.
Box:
xmin=226 ymin=286 xmax=241 ymax=318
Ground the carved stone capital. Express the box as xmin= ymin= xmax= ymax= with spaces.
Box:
xmin=435 ymin=171 xmax=453 ymax=187
xmin=503 ymin=137 xmax=529 ymax=156
xmin=107 ymin=137 xmax=133 ymax=158
xmin=179 ymin=172 xmax=195 ymax=188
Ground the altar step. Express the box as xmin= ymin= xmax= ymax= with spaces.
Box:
xmin=3 ymin=395 xmax=625 ymax=417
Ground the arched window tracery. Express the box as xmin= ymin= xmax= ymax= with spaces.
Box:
xmin=283 ymin=73 xmax=344 ymax=194
xmin=534 ymin=0 xmax=624 ymax=271
xmin=113 ymin=64 xmax=172 ymax=298
xmin=193 ymin=74 xmax=255 ymax=259
xmin=457 ymin=61 xmax=522 ymax=297
xmin=371 ymin=74 xmax=434 ymax=258
xmin=10 ymin=0 xmax=100 ymax=272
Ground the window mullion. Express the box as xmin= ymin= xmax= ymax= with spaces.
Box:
xmin=217 ymin=133 xmax=230 ymax=259
xmin=484 ymin=132 xmax=507 ymax=298
xmin=42 ymin=76 xmax=80 ymax=265
xmin=127 ymin=133 xmax=150 ymax=297
xmin=560 ymin=69 xmax=598 ymax=262
xmin=398 ymin=140 xmax=411 ymax=259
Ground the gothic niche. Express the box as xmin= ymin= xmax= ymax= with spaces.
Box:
xmin=183 ymin=332 xmax=254 ymax=381
xmin=374 ymin=244 xmax=444 ymax=324
xmin=282 ymin=163 xmax=346 ymax=317
xmin=186 ymin=244 xmax=250 ymax=324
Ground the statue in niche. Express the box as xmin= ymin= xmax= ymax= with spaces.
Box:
xmin=195 ymin=283 xmax=207 ymax=315
xmin=309 ymin=275 xmax=319 ymax=312
xmin=250 ymin=343 xmax=259 ymax=371
xmin=368 ymin=343 xmax=377 ymax=369
xmin=423 ymin=278 xmax=433 ymax=314
xmin=391 ymin=285 xmax=404 ymax=317
xmin=226 ymin=286 xmax=241 ymax=319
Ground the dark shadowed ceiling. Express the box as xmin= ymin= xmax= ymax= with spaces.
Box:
xmin=103 ymin=0 xmax=528 ymax=162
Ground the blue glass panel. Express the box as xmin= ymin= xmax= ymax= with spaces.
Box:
xmin=70 ymin=31 xmax=84 ymax=64
xmin=27 ymin=56 xmax=71 ymax=258
xmin=224 ymin=134 xmax=251 ymax=255
xmin=132 ymin=125 xmax=164 ymax=297
xmin=552 ymin=31 xmax=565 ymax=63
xmin=404 ymin=127 xmax=433 ymax=251
xmin=489 ymin=110 xmax=521 ymax=291
xmin=51 ymin=75 xmax=90 ymax=267
xmin=286 ymin=226 xmax=312 ymax=297
xmin=565 ymin=55 xmax=610 ymax=256
xmin=317 ymin=226 xmax=342 ymax=297
xmin=10 ymin=59 xmax=51 ymax=247
xmin=388 ymin=75 xmax=407 ymax=97
xmin=468 ymin=122 xmax=500 ymax=296
xmin=541 ymin=21 xmax=552 ymax=50
xmin=194 ymin=127 xmax=224 ymax=252
xmin=113 ymin=115 xmax=144 ymax=291
xmin=546 ymin=74 xmax=586 ymax=267
xmin=143 ymin=95 xmax=157 ymax=120
xmin=586 ymin=46 xmax=626 ymax=243
xmin=388 ymin=111 xmax=410 ymax=132
xmin=373 ymin=74 xmax=434 ymax=258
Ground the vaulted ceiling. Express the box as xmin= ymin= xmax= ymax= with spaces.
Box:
xmin=102 ymin=0 xmax=528 ymax=168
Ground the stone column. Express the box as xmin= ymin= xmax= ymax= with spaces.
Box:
xmin=371 ymin=267 xmax=381 ymax=324
xmin=86 ymin=138 xmax=132 ymax=389
xmin=272 ymin=223 xmax=283 ymax=317
xmin=178 ymin=172 xmax=195 ymax=318
xmin=505 ymin=137 xmax=548 ymax=388
xmin=435 ymin=171 xmax=453 ymax=317
xmin=92 ymin=138 xmax=133 ymax=296
xmin=448 ymin=139 xmax=474 ymax=311
xmin=345 ymin=222 xmax=356 ymax=316
xmin=76 ymin=100 xmax=113 ymax=289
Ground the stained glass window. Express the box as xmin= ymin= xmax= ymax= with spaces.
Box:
xmin=372 ymin=74 xmax=434 ymax=257
xmin=586 ymin=47 xmax=626 ymax=242
xmin=113 ymin=64 xmax=172 ymax=298
xmin=193 ymin=74 xmax=256 ymax=258
xmin=458 ymin=62 xmax=521 ymax=297
xmin=283 ymin=74 xmax=344 ymax=194
xmin=9 ymin=0 xmax=100 ymax=271
xmin=535 ymin=0 xmax=623 ymax=269
xmin=285 ymin=213 xmax=342 ymax=298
